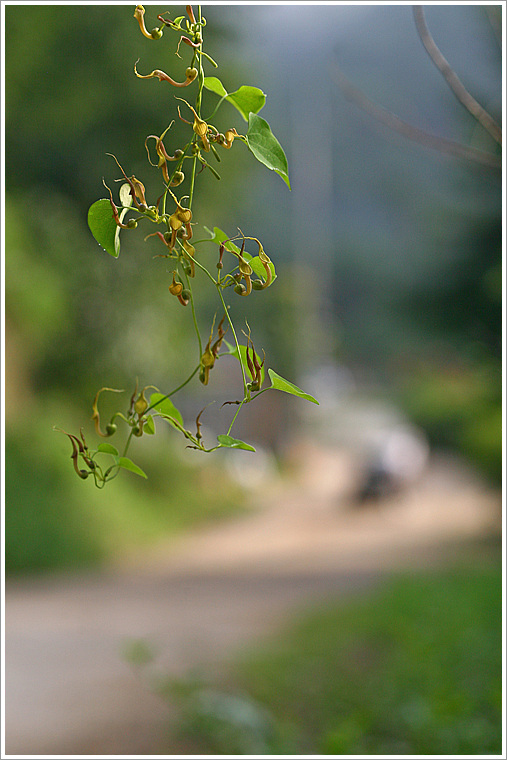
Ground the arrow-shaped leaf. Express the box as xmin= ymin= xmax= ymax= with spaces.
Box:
xmin=118 ymin=457 xmax=148 ymax=478
xmin=268 ymin=369 xmax=319 ymax=404
xmin=217 ymin=434 xmax=256 ymax=451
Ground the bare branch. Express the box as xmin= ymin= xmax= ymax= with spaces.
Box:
xmin=333 ymin=65 xmax=501 ymax=171
xmin=484 ymin=6 xmax=502 ymax=49
xmin=413 ymin=5 xmax=502 ymax=146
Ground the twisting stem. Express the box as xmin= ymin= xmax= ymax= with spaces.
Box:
xmin=144 ymin=365 xmax=201 ymax=414
xmin=216 ymin=286 xmax=249 ymax=395
xmin=188 ymin=5 xmax=205 ymax=208
xmin=185 ymin=249 xmax=249 ymax=395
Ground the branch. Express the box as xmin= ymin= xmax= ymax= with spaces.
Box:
xmin=484 ymin=6 xmax=502 ymax=49
xmin=413 ymin=5 xmax=502 ymax=146
xmin=333 ymin=66 xmax=501 ymax=171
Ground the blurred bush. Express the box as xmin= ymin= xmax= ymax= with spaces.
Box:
xmin=168 ymin=559 xmax=502 ymax=754
xmin=400 ymin=360 xmax=501 ymax=482
xmin=4 ymin=5 xmax=257 ymax=574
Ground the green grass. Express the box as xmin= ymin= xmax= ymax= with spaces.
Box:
xmin=170 ymin=558 xmax=502 ymax=755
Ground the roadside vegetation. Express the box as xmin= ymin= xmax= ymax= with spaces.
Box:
xmin=166 ymin=555 xmax=502 ymax=755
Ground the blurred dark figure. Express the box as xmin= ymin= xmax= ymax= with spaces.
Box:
xmin=353 ymin=424 xmax=429 ymax=506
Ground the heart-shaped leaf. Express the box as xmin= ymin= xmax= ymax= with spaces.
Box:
xmin=227 ymin=86 xmax=266 ymax=121
xmin=203 ymin=77 xmax=266 ymax=121
xmin=96 ymin=443 xmax=119 ymax=456
xmin=88 ymin=183 xmax=131 ymax=258
xmin=88 ymin=199 xmax=119 ymax=257
xmin=246 ymin=113 xmax=290 ymax=189
xmin=149 ymin=393 xmax=184 ymax=427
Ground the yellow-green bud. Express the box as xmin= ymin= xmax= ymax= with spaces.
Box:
xmin=134 ymin=391 xmax=148 ymax=416
xmin=170 ymin=171 xmax=185 ymax=187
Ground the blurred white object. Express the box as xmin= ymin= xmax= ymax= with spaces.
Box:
xmin=355 ymin=424 xmax=430 ymax=504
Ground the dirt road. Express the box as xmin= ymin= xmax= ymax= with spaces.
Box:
xmin=5 ymin=446 xmax=501 ymax=755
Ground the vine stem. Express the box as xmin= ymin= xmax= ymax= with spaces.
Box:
xmin=187 ymin=247 xmax=250 ymax=397
xmin=215 ymin=285 xmax=249 ymax=395
xmin=122 ymin=427 xmax=135 ymax=458
xmin=144 ymin=365 xmax=200 ymax=414
xmin=188 ymin=5 xmax=205 ymax=208
xmin=101 ymin=427 xmax=135 ymax=485
xmin=226 ymin=398 xmax=246 ymax=436
xmin=184 ymin=268 xmax=203 ymax=357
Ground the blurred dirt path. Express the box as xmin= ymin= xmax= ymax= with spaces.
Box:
xmin=5 ymin=447 xmax=501 ymax=755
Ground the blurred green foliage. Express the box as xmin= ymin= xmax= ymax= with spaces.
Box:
xmin=4 ymin=5 xmax=502 ymax=574
xmin=4 ymin=5 xmax=261 ymax=574
xmin=401 ymin=359 xmax=502 ymax=482
xmin=394 ymin=208 xmax=502 ymax=482
xmin=170 ymin=559 xmax=502 ymax=754
xmin=5 ymin=396 xmax=245 ymax=575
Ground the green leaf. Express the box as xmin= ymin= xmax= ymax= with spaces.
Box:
xmin=217 ymin=434 xmax=256 ymax=452
xmin=143 ymin=415 xmax=155 ymax=435
xmin=119 ymin=182 xmax=133 ymax=209
xmin=203 ymin=76 xmax=228 ymax=98
xmin=268 ymin=369 xmax=319 ymax=404
xmin=221 ymin=339 xmax=235 ymax=355
xmin=246 ymin=113 xmax=290 ymax=188
xmin=227 ymin=86 xmax=266 ymax=121
xmin=88 ymin=184 xmax=131 ymax=258
xmin=149 ymin=393 xmax=184 ymax=427
xmin=96 ymin=443 xmax=119 ymax=456
xmin=203 ymin=78 xmax=266 ymax=121
xmin=204 ymin=228 xmax=276 ymax=284
xmin=204 ymin=226 xmax=242 ymax=255
xmin=231 ymin=344 xmax=265 ymax=386
xmin=88 ymin=199 xmax=119 ymax=258
xmin=118 ymin=457 xmax=148 ymax=478
xmin=248 ymin=255 xmax=276 ymax=285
